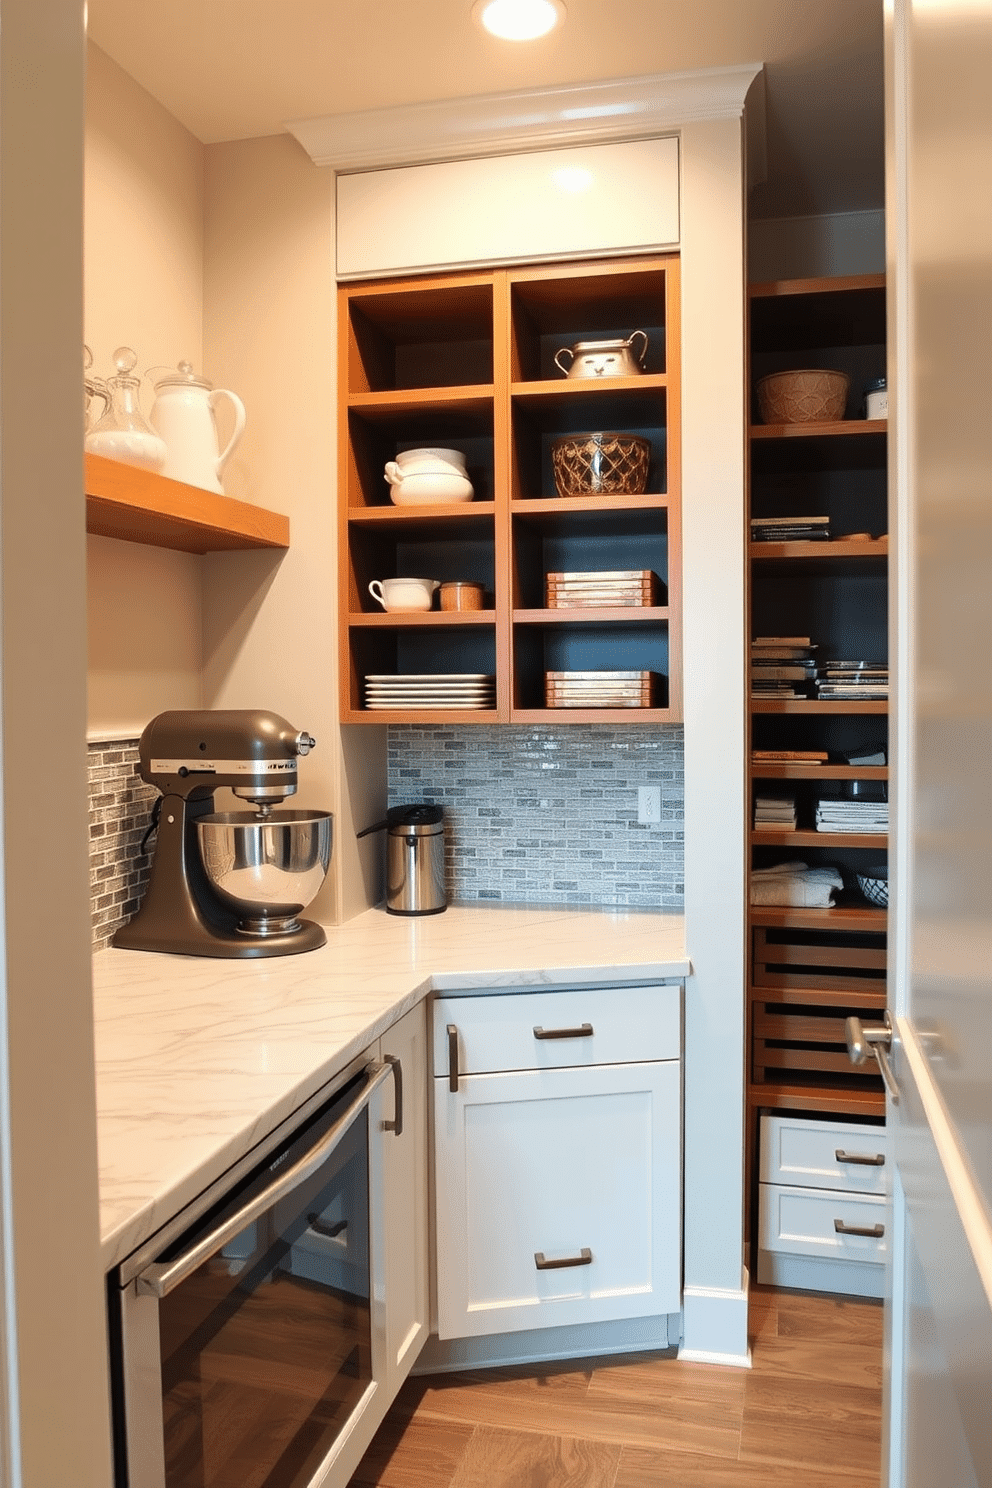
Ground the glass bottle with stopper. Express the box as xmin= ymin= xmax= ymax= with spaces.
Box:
xmin=85 ymin=346 xmax=166 ymax=471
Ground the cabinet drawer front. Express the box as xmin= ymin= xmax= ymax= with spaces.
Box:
xmin=760 ymin=1114 xmax=888 ymax=1194
xmin=434 ymin=1060 xmax=681 ymax=1339
xmin=433 ymin=984 xmax=681 ymax=1075
xmin=759 ymin=1183 xmax=887 ymax=1263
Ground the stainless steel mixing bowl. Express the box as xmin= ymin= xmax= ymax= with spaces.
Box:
xmin=197 ymin=810 xmax=333 ymax=935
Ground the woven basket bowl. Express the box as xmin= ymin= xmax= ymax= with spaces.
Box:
xmin=856 ymin=868 xmax=889 ymax=908
xmin=550 ymin=432 xmax=651 ymax=498
xmin=757 ymin=369 xmax=850 ymax=425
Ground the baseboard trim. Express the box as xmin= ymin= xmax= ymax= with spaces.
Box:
xmin=679 ymin=1271 xmax=751 ymax=1366
xmin=413 ymin=1313 xmax=677 ymax=1375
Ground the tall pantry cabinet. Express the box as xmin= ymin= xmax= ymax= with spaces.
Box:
xmin=746 ymin=274 xmax=889 ymax=1298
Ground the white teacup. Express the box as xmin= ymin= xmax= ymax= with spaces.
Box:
xmin=369 ymin=577 xmax=440 ymax=612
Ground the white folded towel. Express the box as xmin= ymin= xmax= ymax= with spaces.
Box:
xmin=750 ymin=861 xmax=843 ymax=908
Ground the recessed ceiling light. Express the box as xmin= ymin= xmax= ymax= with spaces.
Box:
xmin=472 ymin=0 xmax=566 ymax=42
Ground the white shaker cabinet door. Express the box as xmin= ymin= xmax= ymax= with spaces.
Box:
xmin=380 ymin=1003 xmax=430 ymax=1390
xmin=434 ymin=1060 xmax=681 ymax=1340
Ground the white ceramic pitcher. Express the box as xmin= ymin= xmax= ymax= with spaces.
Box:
xmin=148 ymin=361 xmax=246 ymax=493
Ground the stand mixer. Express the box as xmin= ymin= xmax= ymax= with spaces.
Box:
xmin=113 ymin=710 xmax=332 ymax=958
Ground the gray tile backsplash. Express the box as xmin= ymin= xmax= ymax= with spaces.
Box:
xmin=88 ymin=739 xmax=157 ymax=950
xmin=387 ymin=724 xmax=684 ymax=908
xmin=89 ymin=725 xmax=685 ymax=946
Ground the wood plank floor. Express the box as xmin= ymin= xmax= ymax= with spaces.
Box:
xmin=349 ymin=1286 xmax=883 ymax=1487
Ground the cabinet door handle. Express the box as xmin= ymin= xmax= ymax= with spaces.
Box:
xmin=835 ymin=1148 xmax=885 ymax=1167
xmin=447 ymin=1024 xmax=459 ymax=1093
xmin=533 ymin=1023 xmax=594 ymax=1040
xmin=834 ymin=1219 xmax=885 ymax=1238
xmin=383 ymin=1054 xmax=403 ymax=1137
xmin=534 ymin=1247 xmax=593 ymax=1270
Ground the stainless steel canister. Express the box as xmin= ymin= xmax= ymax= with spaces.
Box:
xmin=385 ymin=804 xmax=446 ymax=915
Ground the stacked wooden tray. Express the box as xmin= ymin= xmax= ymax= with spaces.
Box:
xmin=545 ymin=670 xmax=661 ymax=708
xmin=545 ymin=569 xmax=661 ymax=609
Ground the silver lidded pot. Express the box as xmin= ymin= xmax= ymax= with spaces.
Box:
xmin=358 ymin=803 xmax=447 ymax=916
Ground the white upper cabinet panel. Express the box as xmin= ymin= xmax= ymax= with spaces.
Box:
xmin=336 ymin=136 xmax=679 ymax=279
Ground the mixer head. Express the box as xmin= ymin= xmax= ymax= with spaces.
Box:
xmin=138 ymin=709 xmax=316 ymax=809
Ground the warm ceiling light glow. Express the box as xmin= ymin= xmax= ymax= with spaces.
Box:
xmin=552 ymin=166 xmax=593 ymax=193
xmin=472 ymin=0 xmax=566 ymax=41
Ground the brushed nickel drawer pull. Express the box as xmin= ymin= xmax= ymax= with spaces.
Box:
xmin=834 ymin=1219 xmax=885 ymax=1238
xmin=534 ymin=1247 xmax=593 ymax=1270
xmin=533 ymin=1023 xmax=594 ymax=1040
xmin=447 ymin=1024 xmax=459 ymax=1093
xmin=835 ymin=1148 xmax=885 ymax=1166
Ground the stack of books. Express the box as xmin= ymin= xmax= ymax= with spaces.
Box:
xmin=751 ymin=636 xmax=818 ymax=698
xmin=545 ymin=670 xmax=661 ymax=708
xmin=816 ymin=660 xmax=889 ymax=700
xmin=754 ymin=795 xmax=797 ymax=831
xmin=815 ymin=798 xmax=889 ymax=834
xmin=751 ymin=514 xmax=830 ymax=543
xmin=545 ymin=569 xmax=662 ymax=608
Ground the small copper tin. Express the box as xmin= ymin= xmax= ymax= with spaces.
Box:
xmin=439 ymin=580 xmax=485 ymax=611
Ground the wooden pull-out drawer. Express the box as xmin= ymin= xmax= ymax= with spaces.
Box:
xmin=433 ymin=984 xmax=681 ymax=1076
xmin=760 ymin=1114 xmax=888 ymax=1195
xmin=759 ymin=1183 xmax=887 ymax=1263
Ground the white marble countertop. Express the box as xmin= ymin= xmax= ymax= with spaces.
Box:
xmin=94 ymin=903 xmax=687 ymax=1270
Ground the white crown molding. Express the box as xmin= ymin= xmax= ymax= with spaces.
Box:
xmin=286 ymin=64 xmax=764 ymax=173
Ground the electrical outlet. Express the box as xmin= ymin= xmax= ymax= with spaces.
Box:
xmin=637 ymin=786 xmax=662 ymax=824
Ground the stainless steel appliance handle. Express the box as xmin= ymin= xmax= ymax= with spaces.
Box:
xmin=533 ymin=1023 xmax=594 ymax=1040
xmin=383 ymin=1054 xmax=403 ymax=1137
xmin=845 ymin=1012 xmax=900 ymax=1104
xmin=135 ymin=1061 xmax=392 ymax=1300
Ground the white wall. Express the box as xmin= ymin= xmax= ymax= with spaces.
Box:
xmin=0 ymin=2 xmax=114 ymax=1480
xmin=84 ymin=41 xmax=205 ymax=738
xmin=679 ymin=117 xmax=750 ymax=1363
xmin=201 ymin=134 xmax=384 ymax=926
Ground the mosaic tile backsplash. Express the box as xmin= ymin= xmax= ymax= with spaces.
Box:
xmin=387 ymin=725 xmax=684 ymax=909
xmin=88 ymin=725 xmax=685 ymax=944
xmin=88 ymin=739 xmax=157 ymax=950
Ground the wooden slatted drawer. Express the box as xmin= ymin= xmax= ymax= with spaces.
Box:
xmin=433 ymin=984 xmax=681 ymax=1076
xmin=750 ymin=924 xmax=886 ymax=1093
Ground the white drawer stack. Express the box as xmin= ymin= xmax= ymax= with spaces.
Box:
xmin=432 ymin=984 xmax=682 ymax=1342
xmin=757 ymin=1113 xmax=888 ymax=1299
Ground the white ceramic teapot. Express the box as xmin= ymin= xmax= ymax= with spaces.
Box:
xmin=148 ymin=361 xmax=246 ymax=493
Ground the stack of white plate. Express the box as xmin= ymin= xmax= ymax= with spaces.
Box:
xmin=364 ymin=673 xmax=496 ymax=710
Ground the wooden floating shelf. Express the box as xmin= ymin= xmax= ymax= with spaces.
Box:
xmin=348 ymin=611 xmax=495 ymax=627
xmin=85 ymin=452 xmax=289 ymax=555
xmin=750 ymin=419 xmax=887 ymax=440
xmin=750 ymin=763 xmax=888 ymax=780
xmin=752 ymin=829 xmax=888 ymax=849
xmin=513 ymin=607 xmax=670 ymax=624
xmin=750 ymin=537 xmax=888 ymax=560
xmin=751 ymin=699 xmax=888 ymax=715
xmin=749 ymin=904 xmax=887 ymax=932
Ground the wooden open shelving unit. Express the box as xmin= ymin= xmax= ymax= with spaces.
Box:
xmin=746 ymin=274 xmax=890 ymax=1210
xmin=85 ymin=452 xmax=290 ymax=554
xmin=337 ymin=256 xmax=681 ymax=724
